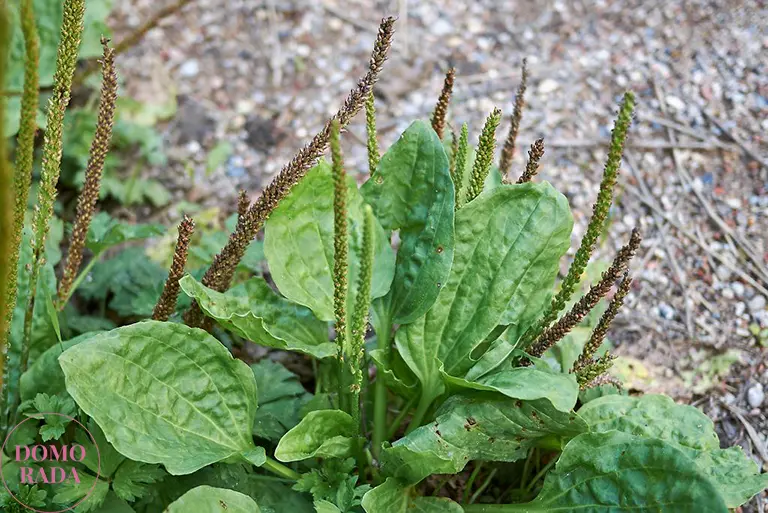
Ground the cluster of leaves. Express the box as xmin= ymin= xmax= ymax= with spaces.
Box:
xmin=0 ymin=8 xmax=765 ymax=513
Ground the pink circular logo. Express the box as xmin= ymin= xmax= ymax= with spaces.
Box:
xmin=1 ymin=413 xmax=101 ymax=513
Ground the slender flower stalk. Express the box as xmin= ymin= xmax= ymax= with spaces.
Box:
xmin=499 ymin=59 xmax=528 ymax=177
xmin=581 ymin=371 xmax=622 ymax=390
xmin=364 ymin=91 xmax=379 ymax=175
xmin=153 ymin=215 xmax=195 ymax=321
xmin=521 ymin=92 xmax=635 ymax=350
xmin=1 ymin=0 xmax=37 ymax=405
xmin=431 ymin=67 xmax=455 ymax=140
xmin=184 ymin=17 xmax=395 ymax=327
xmin=466 ymin=108 xmax=502 ymax=203
xmin=453 ymin=123 xmax=469 ymax=208
xmin=10 ymin=0 xmax=84 ymax=427
xmin=517 ymin=138 xmax=544 ymax=184
xmin=58 ymin=38 xmax=118 ymax=307
xmin=330 ymin=119 xmax=350 ymax=414
xmin=0 ymin=1 xmax=12 ymax=408
xmin=350 ymin=206 xmax=374 ymax=396
xmin=573 ymin=271 xmax=632 ymax=373
xmin=529 ymin=229 xmax=641 ymax=358
xmin=449 ymin=128 xmax=458 ymax=181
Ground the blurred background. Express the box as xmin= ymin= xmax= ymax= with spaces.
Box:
xmin=6 ymin=0 xmax=768 ymax=505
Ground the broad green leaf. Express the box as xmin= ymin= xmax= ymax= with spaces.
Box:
xmin=315 ymin=499 xmax=342 ymax=513
xmin=86 ymin=212 xmax=164 ymax=254
xmin=275 ymin=410 xmax=356 ymax=462
xmin=148 ymin=463 xmax=313 ymax=513
xmin=361 ymin=478 xmax=463 ymax=513
xmin=59 ymin=321 xmax=265 ymax=475
xmin=251 ymin=360 xmax=312 ymax=441
xmin=361 ymin=479 xmax=408 ymax=513
xmin=395 ymin=183 xmax=573 ymax=406
xmin=180 ymin=275 xmax=336 ymax=359
xmin=93 ymin=492 xmax=135 ymax=513
xmin=579 ymin=394 xmax=768 ymax=507
xmin=20 ymin=332 xmax=99 ymax=401
xmin=579 ymin=394 xmax=719 ymax=451
xmin=361 ymin=121 xmax=455 ymax=323
xmin=264 ymin=160 xmax=395 ymax=322
xmin=442 ymin=366 xmax=580 ymax=412
xmin=380 ymin=395 xmax=587 ymax=485
xmin=516 ymin=431 xmax=728 ymax=512
xmin=164 ymin=486 xmax=261 ymax=513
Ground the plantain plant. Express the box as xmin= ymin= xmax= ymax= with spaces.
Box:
xmin=0 ymin=7 xmax=766 ymax=513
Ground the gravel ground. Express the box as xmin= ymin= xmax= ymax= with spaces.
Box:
xmin=108 ymin=0 xmax=767 ymax=508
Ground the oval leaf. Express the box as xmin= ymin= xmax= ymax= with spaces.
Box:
xmin=264 ymin=161 xmax=395 ymax=322
xmin=442 ymin=366 xmax=580 ymax=413
xmin=361 ymin=478 xmax=463 ymax=513
xmin=380 ymin=396 xmax=587 ymax=485
xmin=579 ymin=394 xmax=768 ymax=507
xmin=59 ymin=321 xmax=264 ymax=475
xmin=361 ymin=121 xmax=455 ymax=323
xmin=394 ymin=183 xmax=573 ymax=406
xmin=180 ymin=275 xmax=336 ymax=359
xmin=275 ymin=410 xmax=356 ymax=462
xmin=165 ymin=486 xmax=261 ymax=513
xmin=519 ymin=431 xmax=728 ymax=512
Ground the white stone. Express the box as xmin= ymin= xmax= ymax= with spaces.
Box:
xmin=538 ymin=79 xmax=560 ymax=94
xmin=179 ymin=59 xmax=200 ymax=78
xmin=747 ymin=384 xmax=764 ymax=408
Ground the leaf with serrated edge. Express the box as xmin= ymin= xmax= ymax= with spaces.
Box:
xmin=395 ymin=183 xmax=573 ymax=407
xmin=250 ymin=360 xmax=312 ymax=441
xmin=380 ymin=395 xmax=586 ymax=485
xmin=180 ymin=275 xmax=336 ymax=359
xmin=264 ymin=160 xmax=395 ymax=322
xmin=361 ymin=120 xmax=454 ymax=324
xmin=59 ymin=321 xmax=264 ymax=475
xmin=579 ymin=394 xmax=768 ymax=507
xmin=164 ymin=486 xmax=261 ymax=513
xmin=275 ymin=410 xmax=356 ymax=462
xmin=517 ymin=431 xmax=728 ymax=512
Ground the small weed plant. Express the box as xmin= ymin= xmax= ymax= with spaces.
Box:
xmin=0 ymin=3 xmax=765 ymax=512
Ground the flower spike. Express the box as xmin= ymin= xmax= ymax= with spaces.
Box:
xmin=466 ymin=108 xmax=502 ymax=203
xmin=153 ymin=215 xmax=195 ymax=321
xmin=499 ymin=59 xmax=528 ymax=177
xmin=58 ymin=38 xmax=118 ymax=307
xmin=431 ymin=67 xmax=455 ymax=140
xmin=517 ymin=138 xmax=544 ymax=184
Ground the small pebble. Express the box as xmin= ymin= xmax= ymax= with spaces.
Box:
xmin=748 ymin=295 xmax=767 ymax=314
xmin=730 ymin=282 xmax=745 ymax=297
xmin=179 ymin=59 xmax=200 ymax=78
xmin=747 ymin=383 xmax=764 ymax=408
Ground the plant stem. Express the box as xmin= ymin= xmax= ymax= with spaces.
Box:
xmin=261 ymin=457 xmax=300 ymax=481
xmin=57 ymin=252 xmax=101 ymax=309
xmin=517 ymin=449 xmax=534 ymax=493
xmin=463 ymin=462 xmax=485 ymax=503
xmin=470 ymin=468 xmax=498 ymax=504
xmin=405 ymin=392 xmax=433 ymax=434
xmin=386 ymin=394 xmax=417 ymax=440
xmin=524 ymin=458 xmax=555 ymax=494
xmin=371 ymin=315 xmax=392 ymax=457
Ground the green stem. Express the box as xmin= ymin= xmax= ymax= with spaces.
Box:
xmin=524 ymin=458 xmax=555 ymax=494
xmin=57 ymin=251 xmax=101 ymax=310
xmin=261 ymin=457 xmax=300 ymax=481
xmin=386 ymin=394 xmax=417 ymax=440
xmin=405 ymin=392 xmax=433 ymax=434
xmin=517 ymin=449 xmax=534 ymax=493
xmin=463 ymin=462 xmax=485 ymax=503
xmin=371 ymin=314 xmax=392 ymax=458
xmin=470 ymin=468 xmax=498 ymax=504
